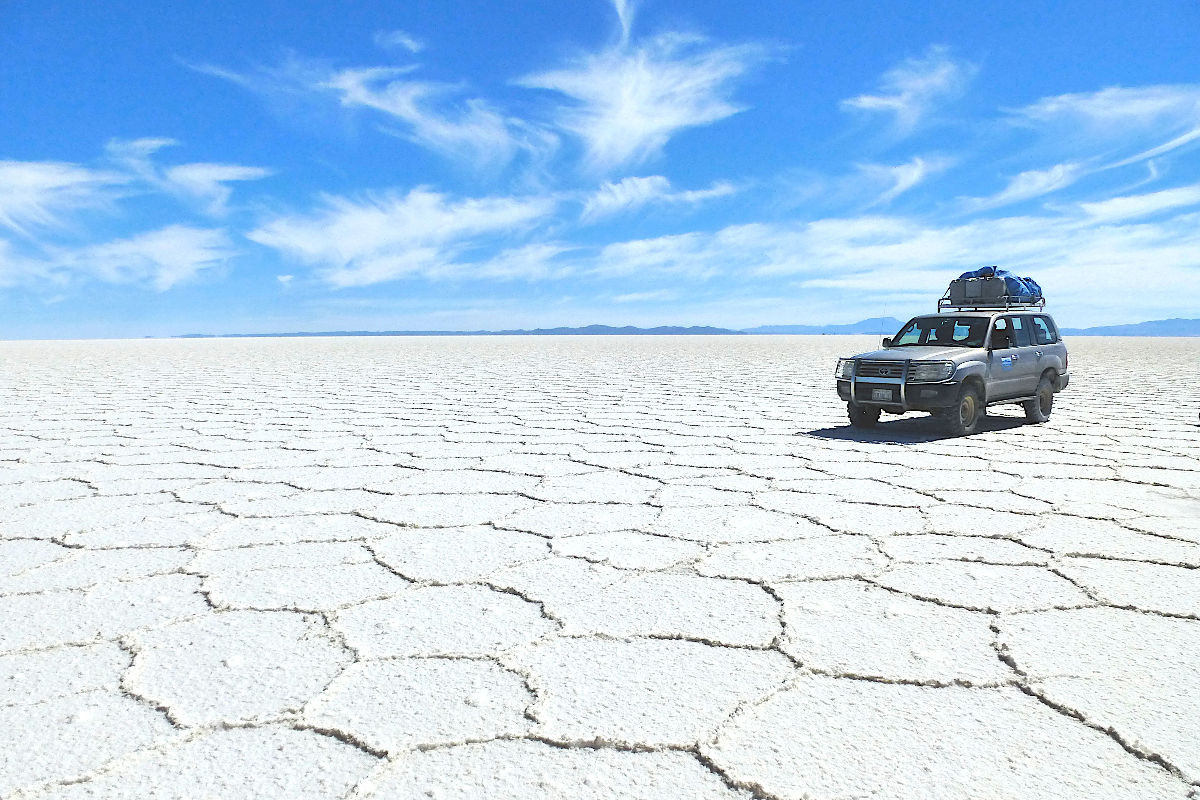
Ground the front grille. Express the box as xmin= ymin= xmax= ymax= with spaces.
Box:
xmin=855 ymin=360 xmax=906 ymax=379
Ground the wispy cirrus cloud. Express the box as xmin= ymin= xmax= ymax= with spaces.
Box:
xmin=841 ymin=45 xmax=977 ymax=133
xmin=1 ymin=225 xmax=235 ymax=290
xmin=561 ymin=190 xmax=1200 ymax=324
xmin=320 ymin=67 xmax=550 ymax=170
xmin=64 ymin=225 xmax=235 ymax=290
xmin=613 ymin=288 xmax=676 ymax=303
xmin=581 ymin=175 xmax=735 ymax=219
xmin=962 ymin=162 xmax=1083 ymax=212
xmin=191 ymin=0 xmax=767 ymax=175
xmin=612 ymin=0 xmax=637 ymax=44
xmin=248 ymin=188 xmax=558 ymax=287
xmin=1018 ymin=85 xmax=1200 ymax=126
xmin=858 ymin=156 xmax=951 ymax=207
xmin=1078 ymin=183 xmax=1200 ymax=223
xmin=0 ymin=160 xmax=126 ymax=236
xmin=374 ymin=29 xmax=424 ymax=53
xmin=105 ymin=137 xmax=271 ymax=216
xmin=520 ymin=31 xmax=768 ymax=172
xmin=1011 ymin=85 xmax=1200 ymax=168
xmin=163 ymin=163 xmax=273 ymax=216
xmin=0 ymin=143 xmax=255 ymax=291
xmin=195 ymin=55 xmax=554 ymax=171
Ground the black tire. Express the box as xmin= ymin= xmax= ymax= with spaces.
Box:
xmin=943 ymin=384 xmax=983 ymax=436
xmin=848 ymin=403 xmax=881 ymax=428
xmin=1024 ymin=373 xmax=1054 ymax=423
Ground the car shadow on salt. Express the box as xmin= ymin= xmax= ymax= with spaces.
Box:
xmin=804 ymin=413 xmax=1027 ymax=444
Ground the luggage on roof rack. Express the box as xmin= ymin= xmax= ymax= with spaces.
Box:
xmin=939 ymin=266 xmax=1045 ymax=311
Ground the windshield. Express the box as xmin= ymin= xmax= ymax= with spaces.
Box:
xmin=891 ymin=316 xmax=987 ymax=348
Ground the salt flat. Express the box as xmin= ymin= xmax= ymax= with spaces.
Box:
xmin=1 ymin=335 xmax=1199 ymax=799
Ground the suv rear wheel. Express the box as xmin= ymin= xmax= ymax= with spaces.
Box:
xmin=1024 ymin=373 xmax=1054 ymax=423
xmin=848 ymin=403 xmax=881 ymax=428
xmin=942 ymin=385 xmax=983 ymax=436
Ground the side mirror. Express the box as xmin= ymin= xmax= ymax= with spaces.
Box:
xmin=881 ymin=337 xmax=893 ymax=348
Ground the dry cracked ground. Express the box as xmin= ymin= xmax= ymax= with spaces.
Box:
xmin=2 ymin=335 xmax=1199 ymax=800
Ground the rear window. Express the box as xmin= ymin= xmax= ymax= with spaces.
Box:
xmin=1009 ymin=316 xmax=1032 ymax=347
xmin=1030 ymin=315 xmax=1059 ymax=344
xmin=992 ymin=316 xmax=1032 ymax=348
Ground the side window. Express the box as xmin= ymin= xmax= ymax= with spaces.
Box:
xmin=1009 ymin=316 xmax=1032 ymax=347
xmin=1031 ymin=315 xmax=1058 ymax=344
xmin=990 ymin=317 xmax=1013 ymax=349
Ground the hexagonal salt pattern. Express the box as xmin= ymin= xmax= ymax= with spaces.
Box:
xmin=704 ymin=677 xmax=1191 ymax=799
xmin=16 ymin=726 xmax=378 ymax=800
xmin=362 ymin=740 xmax=748 ymax=799
xmin=124 ymin=610 xmax=352 ymax=726
xmin=302 ymin=658 xmax=533 ymax=753
xmin=1 ymin=335 xmax=1198 ymax=798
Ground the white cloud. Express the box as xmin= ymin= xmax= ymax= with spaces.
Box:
xmin=963 ymin=162 xmax=1082 ymax=212
xmin=0 ymin=147 xmax=252 ymax=292
xmin=374 ymin=29 xmax=424 ymax=53
xmin=0 ymin=238 xmax=37 ymax=285
xmin=59 ymin=225 xmax=235 ymax=290
xmin=1079 ymin=184 xmax=1200 ymax=222
xmin=0 ymin=160 xmax=125 ymax=235
xmin=520 ymin=32 xmax=767 ymax=171
xmin=858 ymin=157 xmax=949 ymax=207
xmin=192 ymin=57 xmax=543 ymax=170
xmin=841 ymin=45 xmax=976 ymax=133
xmin=248 ymin=188 xmax=557 ymax=287
xmin=321 ymin=67 xmax=545 ymax=170
xmin=2 ymin=225 xmax=233 ymax=290
xmin=1018 ymin=85 xmax=1200 ymax=126
xmin=614 ymin=289 xmax=676 ymax=303
xmin=461 ymin=242 xmax=572 ymax=281
xmin=104 ymin=138 xmax=271 ymax=215
xmin=580 ymin=202 xmax=1200 ymax=324
xmin=1107 ymin=125 xmax=1200 ymax=168
xmin=164 ymin=163 xmax=273 ymax=216
xmin=1013 ymin=85 xmax=1200 ymax=169
xmin=581 ymin=175 xmax=735 ymax=219
xmin=612 ymin=0 xmax=637 ymax=43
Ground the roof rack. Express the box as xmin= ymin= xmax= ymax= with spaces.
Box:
xmin=937 ymin=294 xmax=1046 ymax=313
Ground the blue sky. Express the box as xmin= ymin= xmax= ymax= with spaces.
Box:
xmin=3 ymin=0 xmax=1200 ymax=337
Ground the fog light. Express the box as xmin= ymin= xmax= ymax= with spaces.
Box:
xmin=920 ymin=389 xmax=937 ymax=398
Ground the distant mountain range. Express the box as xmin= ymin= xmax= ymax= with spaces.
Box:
xmin=742 ymin=318 xmax=904 ymax=335
xmin=177 ymin=317 xmax=1200 ymax=338
xmin=1058 ymin=318 xmax=1200 ymax=336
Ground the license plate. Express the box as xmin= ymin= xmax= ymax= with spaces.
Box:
xmin=871 ymin=389 xmax=893 ymax=401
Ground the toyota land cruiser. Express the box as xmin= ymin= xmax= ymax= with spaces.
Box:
xmin=834 ymin=309 xmax=1070 ymax=436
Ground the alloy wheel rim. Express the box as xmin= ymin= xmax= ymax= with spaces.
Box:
xmin=960 ymin=396 xmax=976 ymax=426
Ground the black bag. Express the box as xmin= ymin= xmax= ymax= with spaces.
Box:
xmin=948 ymin=276 xmax=1006 ymax=306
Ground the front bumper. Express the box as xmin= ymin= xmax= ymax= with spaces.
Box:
xmin=837 ymin=379 xmax=959 ymax=411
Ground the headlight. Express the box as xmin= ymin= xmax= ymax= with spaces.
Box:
xmin=909 ymin=361 xmax=955 ymax=382
xmin=835 ymin=359 xmax=854 ymax=379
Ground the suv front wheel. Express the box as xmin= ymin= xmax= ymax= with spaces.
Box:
xmin=847 ymin=403 xmax=881 ymax=428
xmin=941 ymin=384 xmax=983 ymax=436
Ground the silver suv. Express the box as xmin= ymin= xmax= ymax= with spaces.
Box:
xmin=834 ymin=310 xmax=1070 ymax=435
